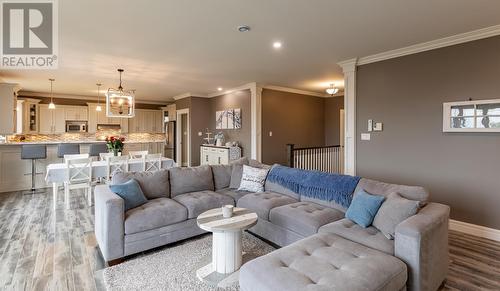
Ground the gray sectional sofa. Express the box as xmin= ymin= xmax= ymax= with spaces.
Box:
xmin=94 ymin=159 xmax=449 ymax=291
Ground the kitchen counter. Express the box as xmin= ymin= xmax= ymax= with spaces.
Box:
xmin=0 ymin=140 xmax=166 ymax=145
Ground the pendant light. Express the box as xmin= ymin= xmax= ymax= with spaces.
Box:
xmin=326 ymin=83 xmax=339 ymax=96
xmin=106 ymin=69 xmax=135 ymax=118
xmin=95 ymin=83 xmax=102 ymax=112
xmin=48 ymin=78 xmax=56 ymax=109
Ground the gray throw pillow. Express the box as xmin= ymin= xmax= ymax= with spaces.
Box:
xmin=238 ymin=165 xmax=269 ymax=193
xmin=373 ymin=192 xmax=421 ymax=239
xmin=230 ymin=164 xmax=244 ymax=189
xmin=211 ymin=164 xmax=232 ymax=190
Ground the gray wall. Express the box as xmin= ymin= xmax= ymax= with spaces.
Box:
xmin=262 ymin=89 xmax=343 ymax=165
xmin=325 ymin=97 xmax=344 ymax=145
xmin=356 ymin=36 xmax=500 ymax=229
xmin=209 ymin=90 xmax=251 ymax=157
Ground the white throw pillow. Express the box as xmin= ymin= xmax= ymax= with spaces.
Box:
xmin=238 ymin=165 xmax=269 ymax=193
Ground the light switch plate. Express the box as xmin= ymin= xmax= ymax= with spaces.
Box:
xmin=374 ymin=122 xmax=383 ymax=131
xmin=361 ymin=133 xmax=371 ymax=141
xmin=368 ymin=119 xmax=373 ymax=132
xmin=269 ymin=131 xmax=273 ymax=137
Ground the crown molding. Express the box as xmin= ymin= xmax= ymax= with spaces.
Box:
xmin=262 ymin=85 xmax=333 ymax=98
xmin=18 ymin=90 xmax=169 ymax=105
xmin=357 ymin=24 xmax=500 ymax=66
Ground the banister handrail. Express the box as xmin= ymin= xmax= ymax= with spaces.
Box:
xmin=286 ymin=143 xmax=344 ymax=173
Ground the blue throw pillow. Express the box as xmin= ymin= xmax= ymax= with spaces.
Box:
xmin=345 ymin=190 xmax=385 ymax=228
xmin=109 ymin=179 xmax=148 ymax=211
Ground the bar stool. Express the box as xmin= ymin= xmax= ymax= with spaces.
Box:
xmin=21 ymin=144 xmax=47 ymax=194
xmin=57 ymin=143 xmax=80 ymax=161
xmin=89 ymin=143 xmax=108 ymax=158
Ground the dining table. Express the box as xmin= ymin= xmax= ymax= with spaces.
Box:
xmin=45 ymin=157 xmax=176 ymax=207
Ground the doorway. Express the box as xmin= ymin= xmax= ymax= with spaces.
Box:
xmin=176 ymin=108 xmax=190 ymax=167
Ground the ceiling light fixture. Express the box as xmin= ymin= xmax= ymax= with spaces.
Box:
xmin=273 ymin=41 xmax=282 ymax=49
xmin=95 ymin=83 xmax=102 ymax=112
xmin=217 ymin=87 xmax=223 ymax=91
xmin=326 ymin=83 xmax=339 ymax=96
xmin=237 ymin=25 xmax=251 ymax=32
xmin=106 ymin=69 xmax=135 ymax=118
xmin=48 ymin=78 xmax=56 ymax=109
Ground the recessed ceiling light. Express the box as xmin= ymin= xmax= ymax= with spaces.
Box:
xmin=273 ymin=41 xmax=282 ymax=49
xmin=217 ymin=87 xmax=223 ymax=91
xmin=237 ymin=25 xmax=251 ymax=32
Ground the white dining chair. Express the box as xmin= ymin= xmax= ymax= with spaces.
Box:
xmin=105 ymin=156 xmax=129 ymax=184
xmin=64 ymin=157 xmax=93 ymax=209
xmin=129 ymin=150 xmax=148 ymax=159
xmin=99 ymin=152 xmax=123 ymax=161
xmin=63 ymin=153 xmax=90 ymax=163
xmin=144 ymin=153 xmax=162 ymax=172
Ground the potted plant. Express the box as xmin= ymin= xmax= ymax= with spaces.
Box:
xmin=105 ymin=136 xmax=125 ymax=156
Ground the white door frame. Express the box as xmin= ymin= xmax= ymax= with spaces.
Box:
xmin=176 ymin=108 xmax=190 ymax=167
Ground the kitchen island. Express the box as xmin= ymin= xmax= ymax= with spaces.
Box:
xmin=0 ymin=140 xmax=166 ymax=193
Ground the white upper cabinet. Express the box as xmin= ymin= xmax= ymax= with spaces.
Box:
xmin=65 ymin=106 xmax=88 ymax=121
xmin=128 ymin=109 xmax=163 ymax=133
xmin=39 ymin=104 xmax=66 ymax=134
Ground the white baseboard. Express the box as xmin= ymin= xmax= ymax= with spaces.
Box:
xmin=449 ymin=219 xmax=500 ymax=242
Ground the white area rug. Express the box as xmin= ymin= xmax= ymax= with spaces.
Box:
xmin=103 ymin=232 xmax=275 ymax=290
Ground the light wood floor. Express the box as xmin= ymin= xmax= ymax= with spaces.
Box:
xmin=0 ymin=189 xmax=499 ymax=291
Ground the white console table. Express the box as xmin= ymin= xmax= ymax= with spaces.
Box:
xmin=200 ymin=145 xmax=241 ymax=165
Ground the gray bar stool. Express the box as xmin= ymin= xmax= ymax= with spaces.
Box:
xmin=89 ymin=143 xmax=108 ymax=158
xmin=21 ymin=144 xmax=47 ymax=193
xmin=57 ymin=143 xmax=80 ymax=159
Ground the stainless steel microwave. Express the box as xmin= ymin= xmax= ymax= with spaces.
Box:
xmin=66 ymin=121 xmax=88 ymax=132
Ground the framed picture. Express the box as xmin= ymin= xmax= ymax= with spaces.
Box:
xmin=234 ymin=108 xmax=241 ymax=129
xmin=216 ymin=111 xmax=224 ymax=129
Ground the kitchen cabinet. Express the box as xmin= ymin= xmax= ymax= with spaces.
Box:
xmin=19 ymin=98 xmax=41 ymax=134
xmin=87 ymin=103 xmax=129 ymax=133
xmin=0 ymin=84 xmax=21 ymax=135
xmin=39 ymin=104 xmax=65 ymax=134
xmin=200 ymin=145 xmax=241 ymax=165
xmin=128 ymin=109 xmax=163 ymax=133
xmin=65 ymin=106 xmax=88 ymax=121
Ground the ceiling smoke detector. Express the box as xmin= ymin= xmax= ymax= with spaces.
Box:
xmin=237 ymin=25 xmax=251 ymax=32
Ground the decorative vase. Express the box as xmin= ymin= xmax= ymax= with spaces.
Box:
xmin=113 ymin=149 xmax=119 ymax=156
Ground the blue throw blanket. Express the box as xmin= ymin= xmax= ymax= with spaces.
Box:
xmin=267 ymin=165 xmax=361 ymax=208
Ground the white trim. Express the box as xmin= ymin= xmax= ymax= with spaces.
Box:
xmin=358 ymin=24 xmax=500 ymax=65
xmin=176 ymin=108 xmax=191 ymax=167
xmin=450 ymin=219 xmax=500 ymax=242
xmin=172 ymin=92 xmax=207 ymax=100
xmin=250 ymin=83 xmax=263 ymax=161
xmin=18 ymin=91 xmax=169 ymax=105
xmin=338 ymin=59 xmax=357 ymax=175
xmin=262 ymin=85 xmax=334 ymax=98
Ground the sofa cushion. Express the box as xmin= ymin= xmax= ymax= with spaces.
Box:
xmin=239 ymin=233 xmax=407 ymax=291
xmin=237 ymin=192 xmax=297 ymax=221
xmin=265 ymin=179 xmax=300 ymax=200
xmin=238 ymin=165 xmax=269 ymax=193
xmin=318 ymin=218 xmax=394 ymax=255
xmin=173 ymin=190 xmax=234 ymax=219
xmin=169 ymin=165 xmax=214 ymax=197
xmin=355 ymin=178 xmax=429 ymax=202
xmin=373 ymin=192 xmax=421 ymax=239
xmin=109 ymin=179 xmax=148 ymax=211
xmin=211 ymin=164 xmax=232 ymax=190
xmin=270 ymin=202 xmax=344 ymax=237
xmin=345 ymin=190 xmax=385 ymax=228
xmin=124 ymin=198 xmax=187 ymax=235
xmin=112 ymin=170 xmax=169 ymax=199
xmin=216 ymin=188 xmax=252 ymax=203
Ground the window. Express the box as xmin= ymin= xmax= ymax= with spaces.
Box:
xmin=443 ymin=99 xmax=500 ymax=132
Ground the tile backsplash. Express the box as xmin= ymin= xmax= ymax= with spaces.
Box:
xmin=6 ymin=132 xmax=166 ymax=143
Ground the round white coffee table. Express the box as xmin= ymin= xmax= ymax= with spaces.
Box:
xmin=196 ymin=207 xmax=257 ymax=281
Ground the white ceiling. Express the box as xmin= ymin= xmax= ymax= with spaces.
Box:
xmin=1 ymin=0 xmax=500 ymax=102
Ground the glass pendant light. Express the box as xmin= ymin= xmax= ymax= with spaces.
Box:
xmin=96 ymin=83 xmax=102 ymax=112
xmin=326 ymin=83 xmax=339 ymax=96
xmin=48 ymin=78 xmax=56 ymax=109
xmin=106 ymin=69 xmax=135 ymax=118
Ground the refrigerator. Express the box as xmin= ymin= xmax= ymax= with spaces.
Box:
xmin=164 ymin=121 xmax=176 ymax=160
